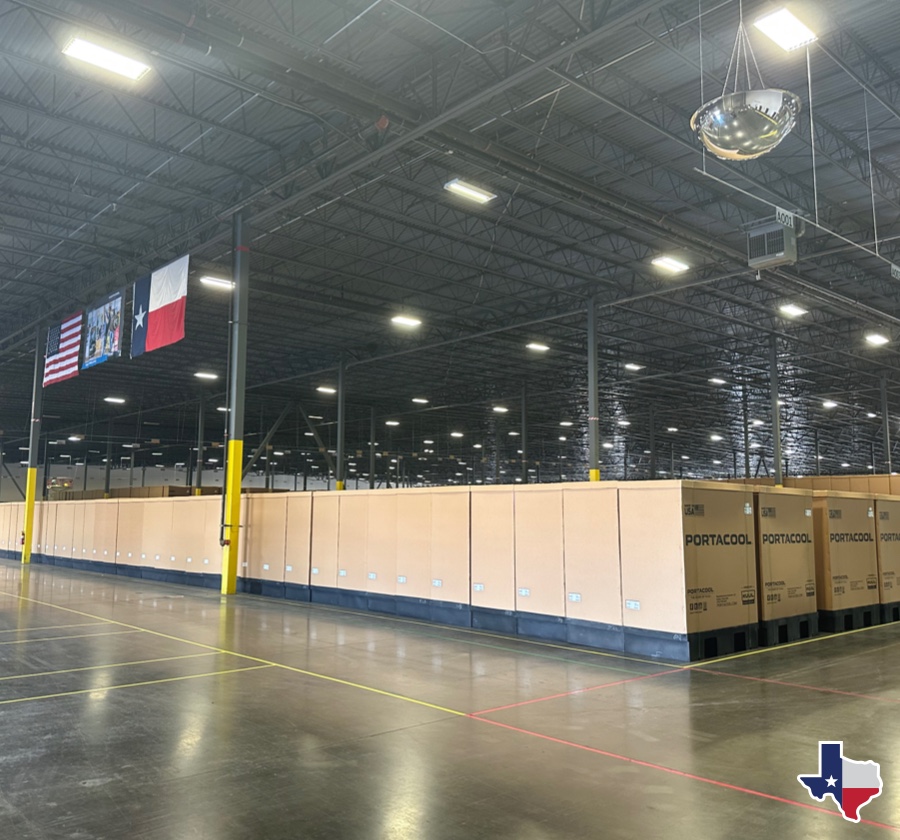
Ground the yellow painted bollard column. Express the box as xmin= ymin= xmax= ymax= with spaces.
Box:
xmin=23 ymin=327 xmax=45 ymax=565
xmin=220 ymin=210 xmax=249 ymax=595
xmin=221 ymin=439 xmax=243 ymax=595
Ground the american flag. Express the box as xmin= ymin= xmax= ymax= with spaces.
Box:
xmin=43 ymin=311 xmax=83 ymax=387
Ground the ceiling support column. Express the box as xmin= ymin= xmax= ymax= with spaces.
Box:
xmin=221 ymin=210 xmax=249 ymax=596
xmin=587 ymin=297 xmax=600 ymax=482
xmin=22 ymin=327 xmax=44 ymax=564
xmin=770 ymin=336 xmax=783 ymax=488
xmin=882 ymin=376 xmax=891 ymax=474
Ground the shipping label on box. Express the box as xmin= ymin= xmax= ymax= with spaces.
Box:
xmin=755 ymin=492 xmax=817 ymax=621
xmin=682 ymin=487 xmax=758 ymax=633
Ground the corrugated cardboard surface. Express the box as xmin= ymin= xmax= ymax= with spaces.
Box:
xmin=682 ymin=485 xmax=757 ymax=632
xmin=874 ymin=496 xmax=900 ymax=605
xmin=395 ymin=492 xmax=432 ymax=599
xmin=246 ymin=495 xmax=287 ymax=582
xmin=337 ymin=493 xmax=368 ymax=590
xmin=283 ymin=494 xmax=313 ymax=586
xmin=310 ymin=493 xmax=339 ymax=588
xmin=514 ymin=486 xmax=566 ymax=617
xmin=562 ymin=483 xmax=621 ymax=625
xmin=812 ymin=494 xmax=879 ymax=610
xmin=366 ymin=491 xmax=397 ymax=596
xmin=429 ymin=488 xmax=470 ymax=605
xmin=115 ymin=500 xmax=144 ymax=566
xmin=619 ymin=482 xmax=687 ymax=635
xmin=755 ymin=490 xmax=816 ymax=620
xmin=470 ymin=487 xmax=515 ymax=612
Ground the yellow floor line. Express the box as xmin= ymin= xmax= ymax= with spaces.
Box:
xmin=0 ymin=652 xmax=219 ymax=683
xmin=0 ymin=622 xmax=112 ymax=635
xmin=0 ymin=629 xmax=140 ymax=646
xmin=685 ymin=621 xmax=897 ymax=667
xmin=0 ymin=591 xmax=467 ymax=716
xmin=0 ymin=664 xmax=273 ymax=706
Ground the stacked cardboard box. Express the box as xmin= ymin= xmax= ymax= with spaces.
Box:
xmin=811 ymin=491 xmax=880 ymax=631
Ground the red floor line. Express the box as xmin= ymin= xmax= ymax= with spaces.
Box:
xmin=471 ymin=668 xmax=683 ymax=716
xmin=698 ymin=669 xmax=900 ymax=704
xmin=468 ymin=716 xmax=899 ymax=831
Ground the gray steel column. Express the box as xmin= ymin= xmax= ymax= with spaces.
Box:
xmin=587 ymin=297 xmax=600 ymax=481
xmin=21 ymin=328 xmax=44 ymax=561
xmin=882 ymin=376 xmax=892 ymax=474
xmin=770 ymin=336 xmax=783 ymax=486
xmin=222 ymin=208 xmax=250 ymax=595
xmin=82 ymin=451 xmax=89 ymax=492
xmin=104 ymin=423 xmax=112 ymax=497
xmin=195 ymin=392 xmax=206 ymax=493
xmin=521 ymin=383 xmax=528 ymax=483
xmin=648 ymin=404 xmax=656 ymax=479
xmin=741 ymin=382 xmax=751 ymax=479
xmin=336 ymin=357 xmax=346 ymax=490
xmin=369 ymin=407 xmax=376 ymax=490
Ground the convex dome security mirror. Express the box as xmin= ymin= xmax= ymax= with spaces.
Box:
xmin=691 ymin=89 xmax=801 ymax=160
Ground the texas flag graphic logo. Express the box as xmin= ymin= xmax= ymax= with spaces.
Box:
xmin=798 ymin=741 xmax=883 ymax=823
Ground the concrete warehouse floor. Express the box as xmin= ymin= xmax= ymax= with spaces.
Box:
xmin=0 ymin=560 xmax=897 ymax=838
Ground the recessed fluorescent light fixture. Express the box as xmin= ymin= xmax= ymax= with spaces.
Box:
xmin=624 ymin=363 xmax=645 ymax=371
xmin=199 ymin=275 xmax=233 ymax=290
xmin=62 ymin=38 xmax=150 ymax=80
xmin=194 ymin=372 xmax=218 ymax=380
xmin=493 ymin=406 xmax=509 ymax=414
xmin=391 ymin=315 xmax=421 ymax=328
xmin=411 ymin=398 xmax=429 ymax=405
xmin=866 ymin=332 xmax=890 ymax=346
xmin=652 ymin=256 xmax=689 ymax=273
xmin=316 ymin=386 xmax=337 ymax=394
xmin=708 ymin=377 xmax=726 ymax=385
xmin=526 ymin=342 xmax=549 ymax=352
xmin=754 ymin=9 xmax=817 ymax=51
xmin=779 ymin=303 xmax=808 ymax=318
xmin=103 ymin=396 xmax=125 ymax=404
xmin=822 ymin=400 xmax=838 ymax=409
xmin=443 ymin=178 xmax=496 ymax=204
xmin=385 ymin=420 xmax=400 ymax=427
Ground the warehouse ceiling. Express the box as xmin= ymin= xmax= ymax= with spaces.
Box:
xmin=1 ymin=0 xmax=900 ymax=485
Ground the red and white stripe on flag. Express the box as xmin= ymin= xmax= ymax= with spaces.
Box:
xmin=43 ymin=311 xmax=83 ymax=387
xmin=146 ymin=254 xmax=188 ymax=352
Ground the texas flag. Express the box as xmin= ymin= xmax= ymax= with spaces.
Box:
xmin=798 ymin=741 xmax=883 ymax=823
xmin=131 ymin=254 xmax=189 ymax=358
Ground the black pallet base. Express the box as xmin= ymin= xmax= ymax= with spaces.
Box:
xmin=819 ymin=605 xmax=881 ymax=633
xmin=688 ymin=622 xmax=758 ymax=661
xmin=759 ymin=612 xmax=819 ymax=647
xmin=880 ymin=601 xmax=900 ymax=624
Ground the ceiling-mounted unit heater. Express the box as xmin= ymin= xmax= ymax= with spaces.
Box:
xmin=747 ymin=217 xmax=799 ymax=269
